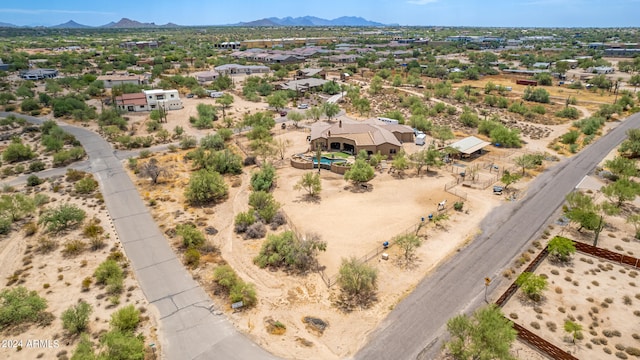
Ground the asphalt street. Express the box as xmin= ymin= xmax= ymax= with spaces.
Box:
xmin=354 ymin=112 xmax=640 ymax=360
xmin=2 ymin=113 xmax=278 ymax=360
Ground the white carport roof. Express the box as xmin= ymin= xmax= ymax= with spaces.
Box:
xmin=449 ymin=136 xmax=491 ymax=154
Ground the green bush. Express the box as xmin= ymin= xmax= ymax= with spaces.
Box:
xmin=28 ymin=161 xmax=46 ymax=172
xmin=176 ymin=223 xmax=205 ymax=248
xmin=26 ymin=174 xmax=43 ymax=187
xmin=94 ymin=259 xmax=124 ymax=287
xmin=523 ymin=87 xmax=550 ymax=103
xmin=38 ymin=203 xmax=86 ymax=233
xmin=556 ymin=107 xmax=580 ymax=119
xmin=110 ymin=305 xmax=140 ymax=333
xmin=254 ymin=231 xmax=326 ymax=272
xmin=248 ymin=191 xmax=280 ymax=223
xmin=573 ymin=116 xmax=605 ymax=136
xmin=184 ymin=169 xmax=228 ymax=205
xmin=61 ymin=301 xmax=92 ymax=335
xmin=213 ymin=265 xmax=257 ymax=307
xmin=184 ymin=248 xmax=201 ymax=268
xmin=75 ymin=177 xmax=98 ymax=194
xmin=99 ymin=329 xmax=144 ymax=359
xmin=234 ymin=211 xmax=256 ymax=233
xmin=2 ymin=138 xmax=35 ymax=163
xmin=250 ymin=164 xmax=276 ymax=192
xmin=0 ymin=286 xmax=48 ymax=330
xmin=561 ymin=130 xmax=580 ymax=145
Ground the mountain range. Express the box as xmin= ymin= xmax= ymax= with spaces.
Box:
xmin=0 ymin=16 xmax=388 ymax=28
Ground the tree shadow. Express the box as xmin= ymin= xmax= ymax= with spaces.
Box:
xmin=294 ymin=193 xmax=321 ymax=204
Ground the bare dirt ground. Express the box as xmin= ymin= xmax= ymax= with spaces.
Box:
xmin=0 ymin=179 xmax=157 ymax=360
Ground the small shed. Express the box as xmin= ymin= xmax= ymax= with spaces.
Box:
xmin=416 ymin=133 xmax=426 ymax=146
xmin=449 ymin=136 xmax=491 ymax=157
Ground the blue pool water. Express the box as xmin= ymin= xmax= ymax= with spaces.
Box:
xmin=312 ymin=156 xmax=347 ymax=166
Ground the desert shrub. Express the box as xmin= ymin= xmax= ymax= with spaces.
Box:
xmin=81 ymin=277 xmax=92 ymax=291
xmin=626 ymin=347 xmax=640 ymax=356
xmin=65 ymin=169 xmax=86 ymax=182
xmin=561 ymin=130 xmax=580 ymax=144
xmin=213 ymin=265 xmax=257 ymax=307
xmin=270 ymin=211 xmax=287 ymax=230
xmin=39 ymin=203 xmax=86 ymax=233
xmin=110 ymin=305 xmax=140 ymax=333
xmin=337 ymin=257 xmax=378 ymax=306
xmin=184 ymin=169 xmax=228 ymax=205
xmin=234 ymin=211 xmax=255 ymax=233
xmin=94 ymin=259 xmax=123 ymax=291
xmin=0 ymin=286 xmax=49 ymax=330
xmin=616 ymin=352 xmax=628 ymax=359
xmin=574 ymin=116 xmax=605 ymax=136
xmin=176 ymin=223 xmax=205 ymax=248
xmin=556 ymin=107 xmax=580 ymax=119
xmin=98 ymin=329 xmax=144 ymax=359
xmin=2 ymin=138 xmax=35 ymax=163
xmin=249 ymin=191 xmax=280 ymax=223
xmin=61 ymin=301 xmax=92 ymax=335
xmin=250 ymin=164 xmax=276 ymax=192
xmin=530 ymin=321 xmax=540 ymax=329
xmin=245 ymin=222 xmax=266 ymax=239
xmin=184 ymin=248 xmax=200 ymax=268
xmin=254 ymin=231 xmax=326 ymax=272
xmin=23 ymin=221 xmax=38 ymax=236
xmin=62 ymin=239 xmax=86 ymax=257
xmin=28 ymin=161 xmax=46 ymax=173
xmin=26 ymin=175 xmax=44 ymax=187
xmin=36 ymin=237 xmax=57 ymax=253
xmin=74 ymin=177 xmax=98 ymax=194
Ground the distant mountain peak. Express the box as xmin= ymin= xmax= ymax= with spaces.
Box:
xmin=50 ymin=20 xmax=91 ymax=29
xmin=233 ymin=16 xmax=387 ymax=27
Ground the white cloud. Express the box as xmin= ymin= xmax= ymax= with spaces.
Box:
xmin=407 ymin=0 xmax=438 ymax=4
xmin=0 ymin=8 xmax=114 ymax=15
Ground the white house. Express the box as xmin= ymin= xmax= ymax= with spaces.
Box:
xmin=143 ymin=89 xmax=183 ymax=111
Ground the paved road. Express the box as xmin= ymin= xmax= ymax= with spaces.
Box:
xmin=354 ymin=112 xmax=640 ymax=360
xmin=1 ymin=113 xmax=277 ymax=360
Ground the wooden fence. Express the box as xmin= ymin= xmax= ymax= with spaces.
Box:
xmin=573 ymin=241 xmax=640 ymax=269
xmin=494 ymin=238 xmax=640 ymax=360
xmin=512 ymin=322 xmax=579 ymax=360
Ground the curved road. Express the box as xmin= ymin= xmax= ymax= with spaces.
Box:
xmin=355 ymin=112 xmax=640 ymax=360
xmin=1 ymin=113 xmax=278 ymax=360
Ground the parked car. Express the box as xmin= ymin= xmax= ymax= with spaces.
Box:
xmin=297 ymin=103 xmax=309 ymax=109
xmin=186 ymin=93 xmax=194 ymax=98
xmin=209 ymin=91 xmax=224 ymax=98
xmin=279 ymin=110 xmax=288 ymax=117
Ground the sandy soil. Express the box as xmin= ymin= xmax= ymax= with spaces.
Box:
xmin=0 ymin=180 xmax=157 ymax=360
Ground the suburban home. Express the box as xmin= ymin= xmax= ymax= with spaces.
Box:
xmin=19 ymin=69 xmax=58 ymax=80
xmin=115 ymin=93 xmax=149 ymax=112
xmin=326 ymin=54 xmax=360 ymax=63
xmin=278 ymin=78 xmax=329 ymax=92
xmin=295 ymin=68 xmax=326 ymax=80
xmin=309 ymin=120 xmax=413 ymax=159
xmin=591 ymin=66 xmax=614 ymax=74
xmin=214 ymin=64 xmax=270 ymax=75
xmin=194 ymin=70 xmax=219 ymax=83
xmin=97 ymin=73 xmax=148 ymax=88
xmin=267 ymin=54 xmax=304 ymax=64
xmin=143 ymin=89 xmax=183 ymax=111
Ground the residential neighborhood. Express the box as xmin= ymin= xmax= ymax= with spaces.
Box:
xmin=1 ymin=4 xmax=640 ymax=360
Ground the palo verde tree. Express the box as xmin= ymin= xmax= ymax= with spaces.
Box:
xmin=445 ymin=304 xmax=516 ymax=360
xmin=337 ymin=257 xmax=378 ymax=308
xmin=564 ymin=320 xmax=583 ymax=344
xmin=515 ymin=272 xmax=547 ymax=302
xmin=294 ymin=172 xmax=322 ymax=198
xmin=184 ymin=169 xmax=228 ymax=205
xmin=395 ymin=234 xmax=422 ymax=265
xmin=344 ymin=159 xmax=375 ymax=187
xmin=500 ymin=170 xmax=521 ymax=190
xmin=547 ymin=236 xmax=576 ymax=263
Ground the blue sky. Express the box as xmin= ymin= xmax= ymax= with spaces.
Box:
xmin=1 ymin=0 xmax=638 ymax=27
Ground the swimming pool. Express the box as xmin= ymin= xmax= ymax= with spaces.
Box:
xmin=313 ymin=156 xmax=347 ymax=166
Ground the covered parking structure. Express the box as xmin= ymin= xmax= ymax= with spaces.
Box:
xmin=449 ymin=136 xmax=491 ymax=158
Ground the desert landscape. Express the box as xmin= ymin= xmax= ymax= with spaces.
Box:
xmin=1 ymin=20 xmax=639 ymax=360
